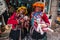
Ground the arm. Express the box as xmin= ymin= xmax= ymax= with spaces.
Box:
xmin=42 ymin=13 xmax=50 ymax=26
xmin=41 ymin=13 xmax=54 ymax=32
xmin=7 ymin=13 xmax=18 ymax=25
xmin=7 ymin=13 xmax=18 ymax=29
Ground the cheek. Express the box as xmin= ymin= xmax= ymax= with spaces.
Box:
xmin=35 ymin=8 xmax=41 ymax=11
xmin=35 ymin=8 xmax=39 ymax=10
xmin=21 ymin=10 xmax=25 ymax=13
xmin=35 ymin=9 xmax=40 ymax=12
xmin=22 ymin=11 xmax=25 ymax=13
xmin=19 ymin=10 xmax=23 ymax=14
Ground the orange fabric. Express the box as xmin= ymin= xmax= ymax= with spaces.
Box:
xmin=33 ymin=2 xmax=44 ymax=9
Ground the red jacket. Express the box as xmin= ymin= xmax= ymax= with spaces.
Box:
xmin=7 ymin=12 xmax=18 ymax=29
xmin=31 ymin=12 xmax=50 ymax=28
xmin=7 ymin=12 xmax=30 ymax=29
xmin=42 ymin=13 xmax=50 ymax=25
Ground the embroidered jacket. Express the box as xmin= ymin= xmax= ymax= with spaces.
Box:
xmin=31 ymin=12 xmax=50 ymax=31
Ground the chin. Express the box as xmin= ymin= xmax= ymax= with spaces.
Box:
xmin=35 ymin=10 xmax=40 ymax=12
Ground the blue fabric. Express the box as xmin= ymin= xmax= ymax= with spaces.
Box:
xmin=31 ymin=12 xmax=42 ymax=27
xmin=31 ymin=18 xmax=34 ymax=27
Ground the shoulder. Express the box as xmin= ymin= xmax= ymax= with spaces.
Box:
xmin=9 ymin=12 xmax=16 ymax=19
xmin=42 ymin=12 xmax=47 ymax=16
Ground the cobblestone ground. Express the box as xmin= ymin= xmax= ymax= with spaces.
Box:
xmin=1 ymin=32 xmax=60 ymax=40
xmin=47 ymin=32 xmax=60 ymax=40
xmin=0 ymin=26 xmax=60 ymax=40
xmin=47 ymin=26 xmax=60 ymax=40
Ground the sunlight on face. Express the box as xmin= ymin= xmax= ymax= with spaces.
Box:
xmin=35 ymin=7 xmax=41 ymax=12
xmin=19 ymin=9 xmax=26 ymax=14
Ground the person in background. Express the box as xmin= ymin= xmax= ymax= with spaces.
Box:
xmin=2 ymin=10 xmax=9 ymax=24
xmin=31 ymin=2 xmax=50 ymax=40
xmin=7 ymin=6 xmax=29 ymax=40
xmin=8 ymin=4 xmax=15 ymax=17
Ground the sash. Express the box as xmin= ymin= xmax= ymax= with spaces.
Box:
xmin=32 ymin=12 xmax=46 ymax=34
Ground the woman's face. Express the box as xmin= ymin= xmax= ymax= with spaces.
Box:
xmin=19 ymin=9 xmax=26 ymax=14
xmin=35 ymin=7 xmax=41 ymax=12
xmin=17 ymin=9 xmax=25 ymax=17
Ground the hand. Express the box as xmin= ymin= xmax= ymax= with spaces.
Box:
xmin=5 ymin=24 xmax=12 ymax=30
xmin=20 ymin=19 xmax=24 ymax=23
xmin=41 ymin=24 xmax=47 ymax=28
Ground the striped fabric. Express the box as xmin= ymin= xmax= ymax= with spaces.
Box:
xmin=33 ymin=12 xmax=46 ymax=31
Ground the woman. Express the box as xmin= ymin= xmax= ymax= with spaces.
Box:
xmin=16 ymin=6 xmax=30 ymax=39
xmin=31 ymin=2 xmax=50 ymax=40
xmin=7 ymin=6 xmax=29 ymax=40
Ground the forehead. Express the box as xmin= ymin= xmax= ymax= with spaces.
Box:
xmin=20 ymin=8 xmax=26 ymax=11
xmin=35 ymin=6 xmax=41 ymax=8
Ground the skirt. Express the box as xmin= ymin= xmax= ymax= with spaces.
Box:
xmin=21 ymin=28 xmax=28 ymax=39
xmin=9 ymin=29 xmax=20 ymax=40
xmin=31 ymin=30 xmax=46 ymax=39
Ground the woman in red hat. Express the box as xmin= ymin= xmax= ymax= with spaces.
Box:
xmin=31 ymin=2 xmax=50 ymax=40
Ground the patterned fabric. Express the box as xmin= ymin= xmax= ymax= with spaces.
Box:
xmin=33 ymin=12 xmax=45 ymax=30
xmin=31 ymin=12 xmax=50 ymax=39
xmin=7 ymin=12 xmax=29 ymax=30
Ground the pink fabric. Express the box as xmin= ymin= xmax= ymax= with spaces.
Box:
xmin=34 ymin=13 xmax=50 ymax=28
